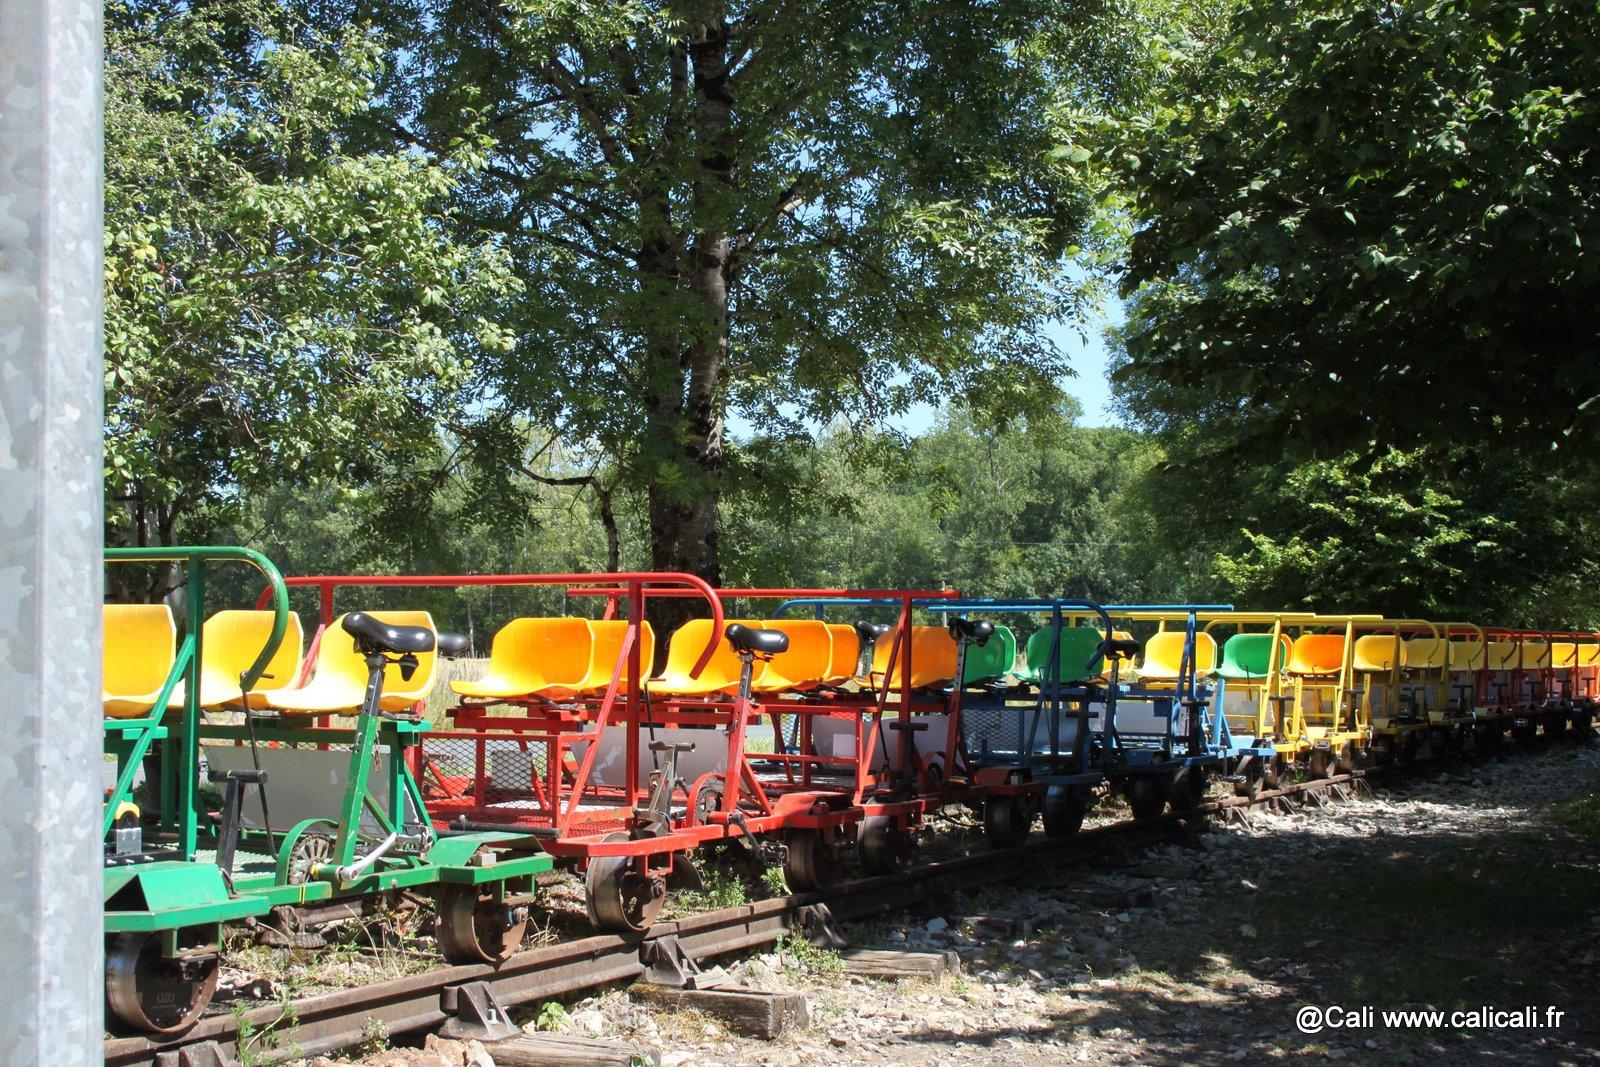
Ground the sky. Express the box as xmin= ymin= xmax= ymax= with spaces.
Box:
xmin=727 ymin=312 xmax=1125 ymax=442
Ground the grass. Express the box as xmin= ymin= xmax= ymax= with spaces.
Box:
xmin=1546 ymin=791 xmax=1600 ymax=844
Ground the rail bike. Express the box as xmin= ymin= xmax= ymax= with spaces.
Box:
xmin=101 ymin=548 xmax=552 ymax=1035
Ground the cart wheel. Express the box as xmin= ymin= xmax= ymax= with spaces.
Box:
xmin=1546 ymin=713 xmax=1569 ymax=740
xmin=1368 ymin=734 xmax=1395 ymax=767
xmin=1042 ymin=786 xmax=1090 ymax=838
xmin=1168 ymin=766 xmax=1209 ymax=812
xmin=783 ymin=829 xmax=841 ymax=891
xmin=1305 ymin=749 xmax=1334 ymax=779
xmin=437 ymin=881 xmax=528 ymax=964
xmin=1233 ymin=761 xmax=1265 ymax=800
xmin=1395 ymin=732 xmax=1418 ymax=767
xmin=105 ymin=931 xmax=218 ymax=1035
xmin=857 ymin=815 xmax=915 ymax=874
xmin=585 ymin=834 xmax=665 ymax=933
xmin=1263 ymin=755 xmax=1288 ymax=790
xmin=982 ymin=794 xmax=1035 ymax=849
xmin=1126 ymin=775 xmax=1169 ymax=820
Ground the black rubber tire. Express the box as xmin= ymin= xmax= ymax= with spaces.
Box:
xmin=1041 ymin=786 xmax=1090 ymax=838
xmin=1126 ymin=775 xmax=1169 ymax=820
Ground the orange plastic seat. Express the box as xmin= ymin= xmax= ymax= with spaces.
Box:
xmin=822 ymin=623 xmax=860 ymax=685
xmin=262 ymin=610 xmax=438 ymax=714
xmin=168 ymin=610 xmax=305 ymax=710
xmin=546 ymin=619 xmax=658 ymax=698
xmin=1136 ymin=631 xmax=1218 ymax=682
xmin=756 ymin=619 xmax=833 ymax=692
xmin=647 ymin=619 xmax=761 ymax=696
xmin=104 ymin=604 xmax=178 ymax=718
xmin=451 ymin=617 xmax=591 ymax=700
xmin=868 ymin=625 xmax=958 ymax=690
xmin=1287 ymin=633 xmax=1346 ymax=677
xmin=1352 ymin=635 xmax=1405 ymax=673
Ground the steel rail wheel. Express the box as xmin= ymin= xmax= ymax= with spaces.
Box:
xmin=857 ymin=815 xmax=915 ymax=874
xmin=981 ymin=794 xmax=1035 ymax=850
xmin=1041 ymin=785 xmax=1091 ymax=838
xmin=783 ymin=828 xmax=841 ymax=891
xmin=1168 ymin=766 xmax=1209 ymax=812
xmin=437 ymin=883 xmax=528 ymax=964
xmin=585 ymin=833 xmax=666 ymax=933
xmin=1126 ymin=774 xmax=1169 ymax=820
xmin=105 ymin=932 xmax=219 ymax=1035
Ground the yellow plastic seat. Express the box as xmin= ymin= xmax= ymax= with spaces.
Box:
xmin=1352 ymin=635 xmax=1405 ymax=673
xmin=1403 ymin=638 xmax=1448 ymax=671
xmin=1579 ymin=643 xmax=1600 ymax=668
xmin=1136 ymin=631 xmax=1218 ymax=681
xmin=1518 ymin=641 xmax=1549 ymax=670
xmin=451 ymin=617 xmax=591 ymax=700
xmin=647 ymin=619 xmax=761 ymax=696
xmin=168 ymin=610 xmax=306 ymax=710
xmin=104 ymin=604 xmax=178 ymax=718
xmin=1448 ymin=640 xmax=1485 ymax=671
xmin=822 ymin=624 xmax=860 ymax=685
xmin=1287 ymin=634 xmax=1346 ymax=677
xmin=557 ymin=620 xmax=656 ymax=698
xmin=1550 ymin=642 xmax=1578 ymax=670
xmin=869 ymin=625 xmax=958 ymax=689
xmin=1484 ymin=641 xmax=1519 ymax=671
xmin=756 ymin=619 xmax=833 ymax=692
xmin=262 ymin=611 xmax=438 ymax=714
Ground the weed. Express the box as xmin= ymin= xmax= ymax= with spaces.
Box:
xmin=234 ymin=986 xmax=302 ymax=1067
xmin=775 ymin=932 xmax=842 ymax=979
xmin=675 ymin=863 xmax=749 ymax=912
xmin=1546 ymin=791 xmax=1600 ymax=843
xmin=760 ymin=864 xmax=789 ymax=897
xmin=357 ymin=1016 xmax=389 ymax=1055
xmin=533 ymin=1001 xmax=570 ymax=1032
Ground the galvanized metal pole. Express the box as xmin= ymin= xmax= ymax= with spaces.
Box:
xmin=0 ymin=0 xmax=106 ymax=1059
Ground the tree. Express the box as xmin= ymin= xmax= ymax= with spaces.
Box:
xmin=1116 ymin=0 xmax=1600 ymax=458
xmin=103 ymin=0 xmax=518 ymax=593
xmin=324 ymin=0 xmax=1155 ymax=582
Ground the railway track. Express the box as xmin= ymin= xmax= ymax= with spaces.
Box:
xmin=105 ymin=772 xmax=1367 ymax=1067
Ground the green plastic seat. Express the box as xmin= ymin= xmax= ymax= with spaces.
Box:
xmin=1217 ymin=633 xmax=1286 ymax=681
xmin=960 ymin=624 xmax=1016 ymax=684
xmin=1019 ymin=626 xmax=1104 ymax=685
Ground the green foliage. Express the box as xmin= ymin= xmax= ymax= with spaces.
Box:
xmin=104 ymin=0 xmax=517 ymax=563
xmin=302 ymin=0 xmax=1164 ymax=576
xmin=532 ymin=1001 xmax=571 ymax=1033
xmin=1116 ymin=0 xmax=1600 ymax=459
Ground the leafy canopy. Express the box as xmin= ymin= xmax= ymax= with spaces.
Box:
xmin=104 ymin=0 xmax=518 ymax=547
xmin=1116 ymin=0 xmax=1600 ymax=456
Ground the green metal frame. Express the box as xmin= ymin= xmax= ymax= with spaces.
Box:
xmin=103 ymin=546 xmax=551 ymax=940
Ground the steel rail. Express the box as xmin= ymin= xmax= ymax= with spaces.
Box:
xmin=103 ymin=773 xmax=1363 ymax=1066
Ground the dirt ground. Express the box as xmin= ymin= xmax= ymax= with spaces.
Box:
xmin=312 ymin=742 xmax=1600 ymax=1067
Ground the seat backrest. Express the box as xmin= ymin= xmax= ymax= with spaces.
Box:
xmin=659 ymin=618 xmax=750 ymax=688
xmin=202 ymin=609 xmax=305 ymax=699
xmin=1448 ymin=639 xmax=1485 ymax=671
xmin=1485 ymin=641 xmax=1519 ymax=671
xmin=960 ymin=623 xmax=1012 ymax=683
xmin=321 ymin=610 xmax=438 ymax=702
xmin=1218 ymin=633 xmax=1284 ymax=680
xmin=1352 ymin=635 xmax=1405 ymax=673
xmin=583 ymin=620 xmax=657 ymax=690
xmin=492 ymin=617 xmax=592 ymax=689
xmin=1550 ymin=642 xmax=1577 ymax=670
xmin=104 ymin=603 xmax=177 ymax=698
xmin=1023 ymin=626 xmax=1105 ymax=685
xmin=870 ymin=625 xmax=959 ymax=688
xmin=1518 ymin=640 xmax=1549 ymax=670
xmin=1140 ymin=630 xmax=1218 ymax=679
xmin=1579 ymin=643 xmax=1600 ymax=668
xmin=822 ymin=623 xmax=860 ymax=683
xmin=1403 ymin=638 xmax=1447 ymax=671
xmin=1287 ymin=633 xmax=1345 ymax=676
xmin=760 ymin=619 xmax=834 ymax=688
